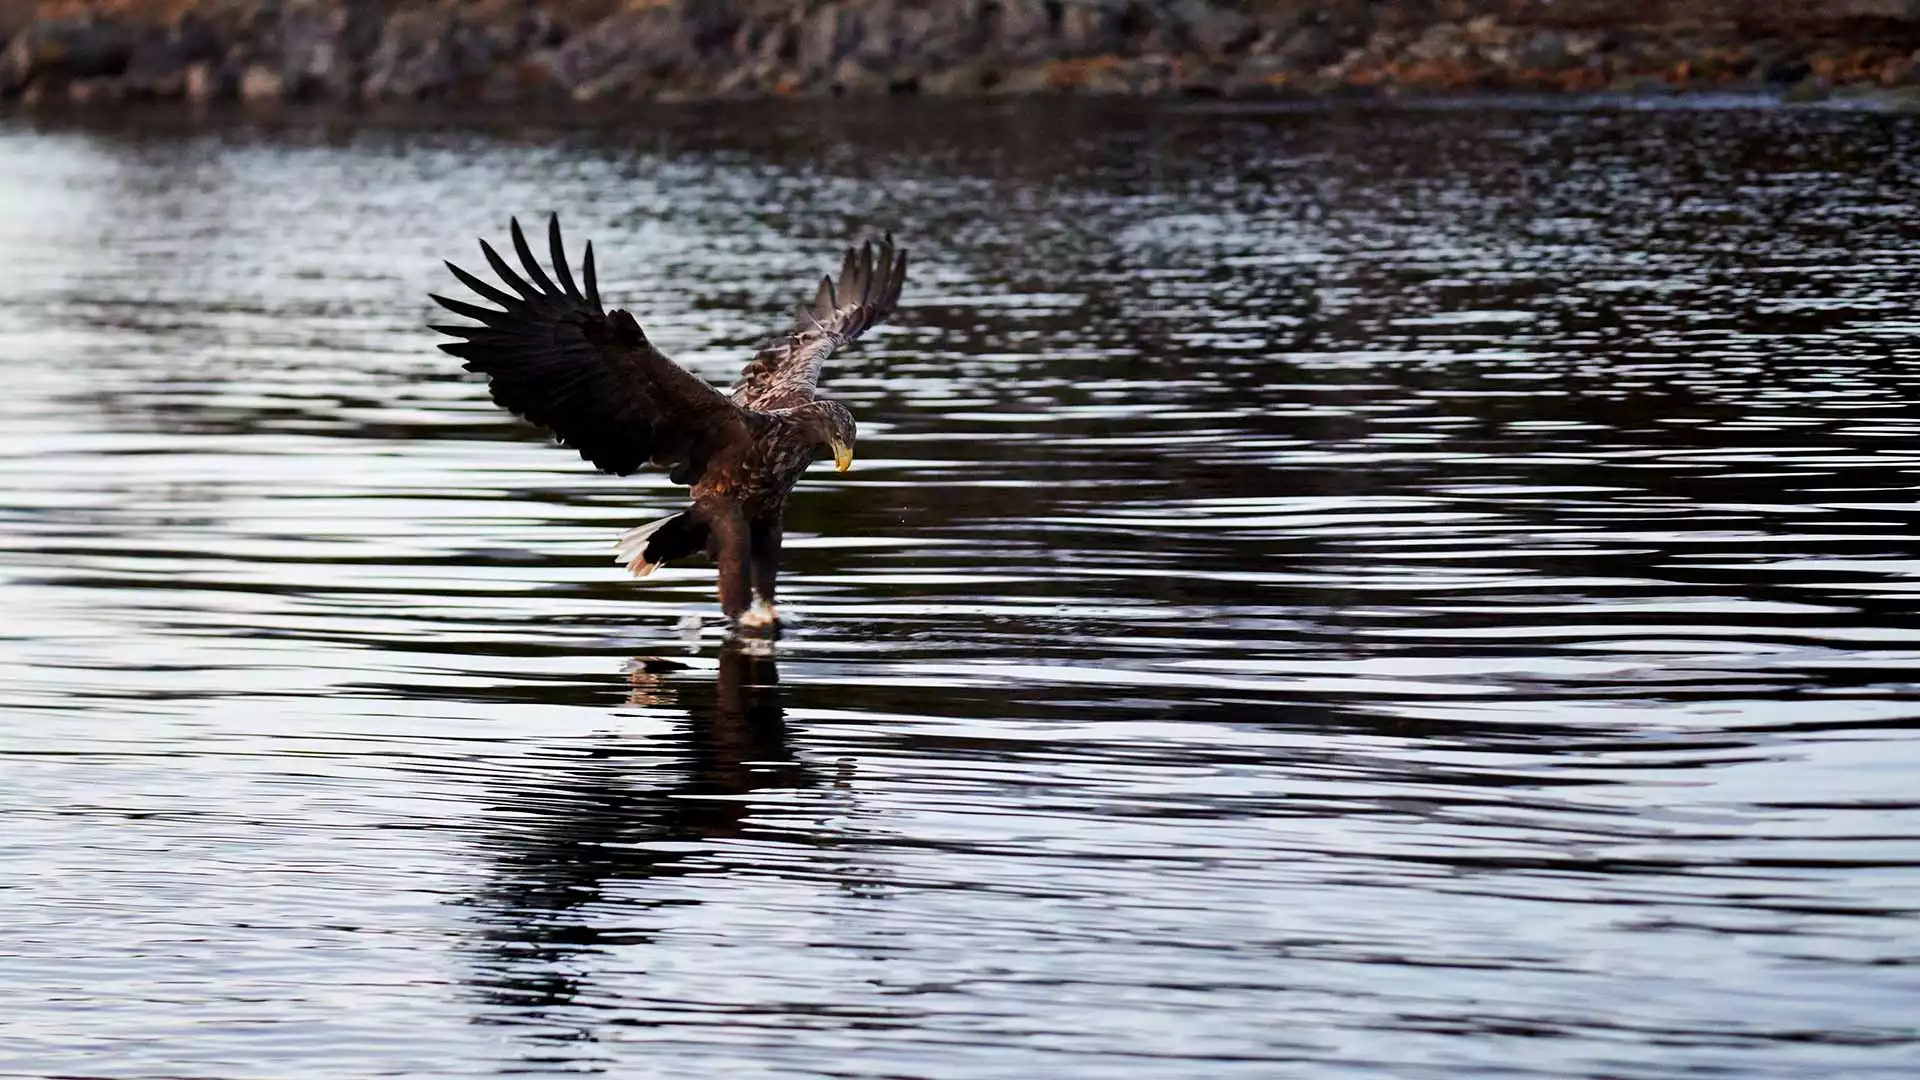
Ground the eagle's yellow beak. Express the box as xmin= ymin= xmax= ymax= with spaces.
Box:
xmin=832 ymin=439 xmax=854 ymax=473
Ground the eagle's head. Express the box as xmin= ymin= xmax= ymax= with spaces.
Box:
xmin=796 ymin=399 xmax=857 ymax=472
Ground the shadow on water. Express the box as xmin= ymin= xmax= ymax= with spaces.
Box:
xmin=458 ymin=643 xmax=826 ymax=1045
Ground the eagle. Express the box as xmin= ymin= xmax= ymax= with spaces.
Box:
xmin=429 ymin=215 xmax=908 ymax=629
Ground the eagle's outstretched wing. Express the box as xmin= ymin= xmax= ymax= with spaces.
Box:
xmin=731 ymin=234 xmax=908 ymax=411
xmin=431 ymin=215 xmax=755 ymax=483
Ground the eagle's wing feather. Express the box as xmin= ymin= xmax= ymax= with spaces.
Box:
xmin=731 ymin=234 xmax=908 ymax=411
xmin=432 ymin=215 xmax=755 ymax=482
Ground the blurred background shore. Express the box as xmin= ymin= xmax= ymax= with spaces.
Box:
xmin=4 ymin=0 xmax=1920 ymax=110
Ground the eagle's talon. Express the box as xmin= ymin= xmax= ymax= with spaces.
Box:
xmin=735 ymin=603 xmax=781 ymax=632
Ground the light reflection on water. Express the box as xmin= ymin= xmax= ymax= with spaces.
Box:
xmin=1 ymin=102 xmax=1917 ymax=1079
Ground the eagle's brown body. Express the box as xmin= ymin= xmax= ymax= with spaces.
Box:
xmin=430 ymin=216 xmax=906 ymax=627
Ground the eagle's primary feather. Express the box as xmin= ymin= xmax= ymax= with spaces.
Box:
xmin=731 ymin=234 xmax=908 ymax=411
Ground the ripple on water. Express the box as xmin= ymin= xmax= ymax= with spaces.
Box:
xmin=0 ymin=103 xmax=1918 ymax=1079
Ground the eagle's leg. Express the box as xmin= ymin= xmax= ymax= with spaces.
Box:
xmin=748 ymin=518 xmax=784 ymax=622
xmin=707 ymin=507 xmax=754 ymax=622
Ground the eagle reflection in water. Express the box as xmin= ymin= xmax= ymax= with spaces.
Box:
xmin=461 ymin=642 xmax=844 ymax=1036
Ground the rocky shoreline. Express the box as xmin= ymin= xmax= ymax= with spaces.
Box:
xmin=4 ymin=1 xmax=1920 ymax=109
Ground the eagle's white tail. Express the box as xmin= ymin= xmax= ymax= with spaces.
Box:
xmin=614 ymin=515 xmax=677 ymax=577
xmin=614 ymin=509 xmax=709 ymax=578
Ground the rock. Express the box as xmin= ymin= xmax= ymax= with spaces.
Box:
xmin=185 ymin=60 xmax=238 ymax=102
xmin=1267 ymin=24 xmax=1345 ymax=72
xmin=1811 ymin=45 xmax=1904 ymax=84
xmin=1172 ymin=0 xmax=1255 ymax=55
xmin=1608 ymin=36 xmax=1684 ymax=80
xmin=750 ymin=18 xmax=797 ymax=63
xmin=1060 ymin=1 xmax=1126 ymax=55
xmin=122 ymin=17 xmax=219 ymax=99
xmin=1078 ymin=57 xmax=1141 ymax=96
xmin=863 ymin=6 xmax=939 ymax=68
xmin=991 ymin=0 xmax=1054 ymax=56
xmin=830 ymin=56 xmax=888 ymax=95
xmin=923 ymin=58 xmax=999 ymax=96
xmin=569 ymin=60 xmax=645 ymax=103
xmin=67 ymin=76 xmax=125 ymax=104
xmin=1323 ymin=28 xmax=1406 ymax=86
xmin=281 ymin=4 xmax=351 ymax=99
xmin=1462 ymin=15 xmax=1516 ymax=48
xmin=6 ymin=0 xmax=1918 ymax=108
xmin=363 ymin=9 xmax=512 ymax=100
xmin=1759 ymin=52 xmax=1812 ymax=85
xmin=728 ymin=17 xmax=770 ymax=60
xmin=1405 ymin=22 xmax=1467 ymax=64
xmin=714 ymin=57 xmax=784 ymax=97
xmin=800 ymin=5 xmax=861 ymax=72
xmin=517 ymin=5 xmax=562 ymax=52
xmin=1608 ymin=73 xmax=1676 ymax=95
xmin=1223 ymin=53 xmax=1292 ymax=96
xmin=480 ymin=49 xmax=569 ymax=102
xmin=1027 ymin=55 xmax=1131 ymax=94
xmin=221 ymin=3 xmax=361 ymax=101
xmin=549 ymin=3 xmax=739 ymax=97
xmin=1782 ymin=75 xmax=1830 ymax=102
xmin=2 ymin=18 xmax=134 ymax=93
xmin=1075 ymin=53 xmax=1171 ymax=96
xmin=239 ymin=63 xmax=283 ymax=101
xmin=995 ymin=63 xmax=1053 ymax=95
xmin=1868 ymin=84 xmax=1920 ymax=110
xmin=1173 ymin=58 xmax=1229 ymax=96
xmin=1513 ymin=32 xmax=1571 ymax=71
xmin=125 ymin=67 xmax=187 ymax=99
xmin=1694 ymin=47 xmax=1757 ymax=84
xmin=909 ymin=4 xmax=996 ymax=73
xmin=1564 ymin=32 xmax=1608 ymax=60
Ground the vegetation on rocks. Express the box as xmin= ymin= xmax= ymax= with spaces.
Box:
xmin=3 ymin=0 xmax=1918 ymax=107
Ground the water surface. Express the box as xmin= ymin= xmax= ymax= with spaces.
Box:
xmin=1 ymin=100 xmax=1918 ymax=1079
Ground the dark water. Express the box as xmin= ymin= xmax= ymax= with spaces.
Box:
xmin=2 ymin=100 xmax=1918 ymax=1079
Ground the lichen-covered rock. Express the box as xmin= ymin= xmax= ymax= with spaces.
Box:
xmin=238 ymin=62 xmax=281 ymax=100
xmin=362 ymin=8 xmax=513 ymax=100
xmin=1268 ymin=22 xmax=1345 ymax=72
xmin=1782 ymin=75 xmax=1831 ymax=102
xmin=1 ymin=18 xmax=133 ymax=93
xmin=1170 ymin=0 xmax=1254 ymax=56
xmin=1869 ymin=83 xmax=1920 ymax=108
xmin=830 ymin=55 xmax=888 ymax=95
xmin=120 ymin=15 xmax=220 ymax=98
xmin=799 ymin=4 xmax=860 ymax=72
xmin=184 ymin=58 xmax=238 ymax=101
xmin=225 ymin=2 xmax=358 ymax=101
xmin=992 ymin=0 xmax=1055 ymax=56
xmin=1881 ymin=50 xmax=1919 ymax=86
xmin=923 ymin=56 xmax=999 ymax=96
xmin=479 ymin=46 xmax=567 ymax=102
xmin=549 ymin=1 xmax=741 ymax=98
xmin=1059 ymin=1 xmax=1126 ymax=55
xmin=1022 ymin=54 xmax=1124 ymax=94
xmin=994 ymin=62 xmax=1053 ymax=96
xmin=1512 ymin=31 xmax=1572 ymax=72
xmin=67 ymin=74 xmax=123 ymax=102
xmin=713 ymin=55 xmax=789 ymax=97
xmin=1 ymin=0 xmax=1918 ymax=107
